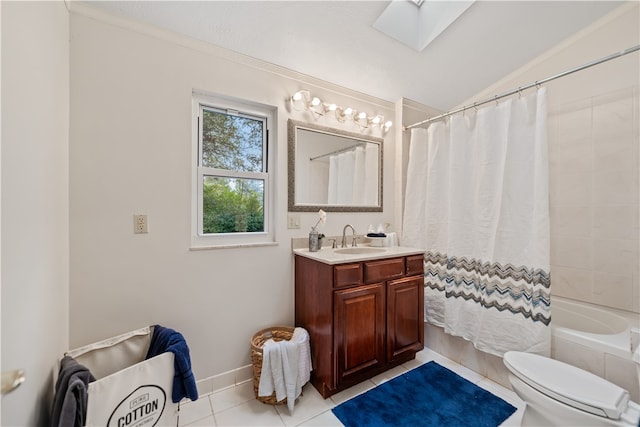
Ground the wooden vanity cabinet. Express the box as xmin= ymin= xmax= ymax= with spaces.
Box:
xmin=334 ymin=282 xmax=386 ymax=387
xmin=294 ymin=254 xmax=424 ymax=398
xmin=387 ymin=274 xmax=424 ymax=363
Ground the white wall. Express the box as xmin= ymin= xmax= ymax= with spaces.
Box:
xmin=1 ymin=1 xmax=70 ymax=425
xmin=460 ymin=2 xmax=639 ymax=314
xmin=69 ymin=5 xmax=395 ymax=383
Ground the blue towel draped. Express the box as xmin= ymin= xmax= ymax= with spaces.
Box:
xmin=146 ymin=324 xmax=198 ymax=403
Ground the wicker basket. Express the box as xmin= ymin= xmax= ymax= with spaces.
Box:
xmin=250 ymin=326 xmax=295 ymax=405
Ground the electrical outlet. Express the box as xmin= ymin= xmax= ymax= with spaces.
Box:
xmin=133 ymin=214 xmax=148 ymax=234
xmin=287 ymin=213 xmax=300 ymax=229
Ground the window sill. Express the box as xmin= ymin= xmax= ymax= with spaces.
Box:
xmin=189 ymin=241 xmax=278 ymax=251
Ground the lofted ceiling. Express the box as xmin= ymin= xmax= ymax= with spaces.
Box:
xmin=87 ymin=1 xmax=625 ymax=111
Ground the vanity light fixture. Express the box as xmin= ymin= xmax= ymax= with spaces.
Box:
xmin=290 ymin=89 xmax=393 ymax=132
xmin=354 ymin=111 xmax=368 ymax=128
xmin=309 ymin=97 xmax=325 ymax=116
xmin=335 ymin=106 xmax=347 ymax=123
xmin=291 ymin=89 xmax=310 ymax=111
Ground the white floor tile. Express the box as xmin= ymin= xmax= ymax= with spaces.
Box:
xmin=274 ymin=384 xmax=335 ymax=427
xmin=210 ymin=381 xmax=255 ymax=413
xmin=415 ymin=347 xmax=439 ymax=360
xmin=416 ymin=347 xmax=453 ymax=365
xmin=214 ymin=399 xmax=284 ymax=426
xmin=370 ymin=365 xmax=408 ymax=385
xmin=185 ymin=414 xmax=216 ymax=426
xmin=401 ymin=357 xmax=426 ymax=371
xmin=328 ymin=380 xmax=375 ymax=405
xmin=179 ymin=396 xmax=214 ymax=427
xmin=295 ymin=409 xmax=344 ymax=427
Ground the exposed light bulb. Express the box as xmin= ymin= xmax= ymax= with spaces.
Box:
xmin=292 ymin=90 xmax=312 ymax=112
xmin=290 ymin=90 xmax=387 ymax=134
xmin=309 ymin=97 xmax=325 ymax=116
xmin=353 ymin=111 xmax=370 ymax=128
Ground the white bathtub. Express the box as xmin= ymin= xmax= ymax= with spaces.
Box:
xmin=551 ymin=296 xmax=640 ymax=401
xmin=551 ymin=296 xmax=635 ymax=359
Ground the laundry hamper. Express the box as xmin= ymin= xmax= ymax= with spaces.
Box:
xmin=55 ymin=326 xmax=180 ymax=426
xmin=250 ymin=326 xmax=295 ymax=405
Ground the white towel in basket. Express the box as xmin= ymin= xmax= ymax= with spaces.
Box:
xmin=258 ymin=327 xmax=311 ymax=412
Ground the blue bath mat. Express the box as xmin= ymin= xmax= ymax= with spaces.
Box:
xmin=332 ymin=361 xmax=516 ymax=427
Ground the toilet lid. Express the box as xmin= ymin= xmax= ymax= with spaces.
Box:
xmin=503 ymin=351 xmax=630 ymax=419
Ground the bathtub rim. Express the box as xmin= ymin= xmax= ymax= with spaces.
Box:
xmin=551 ymin=296 xmax=640 ymax=360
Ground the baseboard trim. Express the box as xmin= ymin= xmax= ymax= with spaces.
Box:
xmin=195 ymin=364 xmax=254 ymax=397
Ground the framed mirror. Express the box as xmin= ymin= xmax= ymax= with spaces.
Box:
xmin=288 ymin=119 xmax=383 ymax=212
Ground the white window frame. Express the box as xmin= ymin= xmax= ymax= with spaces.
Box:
xmin=191 ymin=92 xmax=276 ymax=249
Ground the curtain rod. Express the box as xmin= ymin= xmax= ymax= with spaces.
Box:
xmin=309 ymin=142 xmax=366 ymax=161
xmin=404 ymin=45 xmax=640 ymax=131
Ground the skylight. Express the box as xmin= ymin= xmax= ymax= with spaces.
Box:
xmin=373 ymin=0 xmax=475 ymax=52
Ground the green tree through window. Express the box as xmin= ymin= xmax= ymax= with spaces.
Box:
xmin=201 ymin=110 xmax=263 ymax=172
xmin=199 ymin=108 xmax=267 ymax=234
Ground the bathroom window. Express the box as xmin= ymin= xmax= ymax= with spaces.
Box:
xmin=192 ymin=93 xmax=275 ymax=248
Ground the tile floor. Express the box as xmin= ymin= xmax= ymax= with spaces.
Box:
xmin=178 ymin=348 xmax=526 ymax=426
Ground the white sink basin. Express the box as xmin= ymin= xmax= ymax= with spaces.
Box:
xmin=334 ymin=247 xmax=386 ymax=255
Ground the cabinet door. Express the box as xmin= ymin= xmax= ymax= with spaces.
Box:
xmin=334 ymin=283 xmax=385 ymax=387
xmin=387 ymin=275 xmax=424 ymax=363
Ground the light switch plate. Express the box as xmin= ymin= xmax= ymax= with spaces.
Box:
xmin=287 ymin=213 xmax=300 ymax=229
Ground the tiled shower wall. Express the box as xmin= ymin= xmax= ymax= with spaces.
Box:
xmin=549 ymin=87 xmax=639 ymax=313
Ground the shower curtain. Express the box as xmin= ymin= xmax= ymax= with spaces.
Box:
xmin=328 ymin=145 xmax=377 ymax=205
xmin=403 ymin=88 xmax=551 ymax=356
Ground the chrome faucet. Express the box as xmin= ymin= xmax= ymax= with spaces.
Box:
xmin=341 ymin=224 xmax=357 ymax=248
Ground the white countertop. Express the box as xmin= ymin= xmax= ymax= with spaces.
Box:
xmin=293 ymin=245 xmax=425 ymax=265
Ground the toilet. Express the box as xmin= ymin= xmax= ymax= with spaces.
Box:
xmin=503 ymin=345 xmax=640 ymax=426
